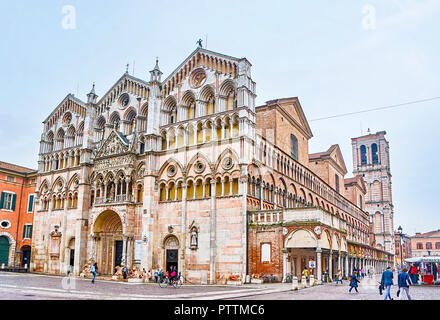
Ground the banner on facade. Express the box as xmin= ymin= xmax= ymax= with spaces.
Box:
xmin=134 ymin=240 xmax=143 ymax=261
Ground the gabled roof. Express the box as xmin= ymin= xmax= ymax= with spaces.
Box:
xmin=43 ymin=94 xmax=86 ymax=124
xmin=309 ymin=144 xmax=348 ymax=175
xmin=97 ymin=73 xmax=151 ymax=106
xmin=257 ymin=97 xmax=313 ymax=140
xmin=94 ymin=129 xmax=134 ymax=159
xmin=412 ymin=230 xmax=440 ymax=238
xmin=344 ymin=175 xmax=367 ymax=193
xmin=0 ymin=161 xmax=36 ymax=174
xmin=162 ymin=47 xmax=242 ymax=85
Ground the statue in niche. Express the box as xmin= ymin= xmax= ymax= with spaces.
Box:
xmin=109 ymin=184 xmax=115 ymax=199
xmin=190 ymin=227 xmax=198 ymax=250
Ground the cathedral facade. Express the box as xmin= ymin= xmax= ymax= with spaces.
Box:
xmin=32 ymin=47 xmax=393 ymax=284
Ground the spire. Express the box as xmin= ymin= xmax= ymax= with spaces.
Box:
xmin=150 ymin=57 xmax=163 ymax=82
xmin=87 ymin=82 xmax=98 ymax=103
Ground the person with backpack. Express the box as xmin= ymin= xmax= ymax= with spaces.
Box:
xmin=90 ymin=263 xmax=98 ymax=284
xmin=349 ymin=270 xmax=360 ymax=293
xmin=381 ymin=266 xmax=394 ymax=300
xmin=397 ymin=268 xmax=412 ymax=300
xmin=154 ymin=269 xmax=159 ymax=283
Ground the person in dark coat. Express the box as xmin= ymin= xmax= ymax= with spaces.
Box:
xmin=381 ymin=266 xmax=394 ymax=300
xmin=398 ymin=268 xmax=412 ymax=300
xmin=349 ymin=271 xmax=360 ymax=293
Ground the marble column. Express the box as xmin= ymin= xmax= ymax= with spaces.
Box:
xmin=329 ymin=251 xmax=333 ymax=281
xmin=316 ymin=249 xmax=322 ymax=283
xmin=282 ymin=251 xmax=288 ymax=283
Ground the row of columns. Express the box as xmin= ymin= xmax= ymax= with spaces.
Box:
xmin=163 ymin=119 xmax=238 ymax=150
xmin=281 ymin=249 xmax=391 ymax=283
xmin=162 ymin=178 xmax=237 ymax=201
xmin=94 ymin=179 xmax=133 ymax=203
xmin=43 ymin=151 xmax=81 ymax=172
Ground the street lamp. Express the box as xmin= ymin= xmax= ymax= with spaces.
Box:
xmin=398 ymin=226 xmax=403 ymax=271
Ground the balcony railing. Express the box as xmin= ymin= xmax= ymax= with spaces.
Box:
xmin=94 ymin=194 xmax=133 ymax=205
xmin=249 ymin=207 xmax=347 ymax=232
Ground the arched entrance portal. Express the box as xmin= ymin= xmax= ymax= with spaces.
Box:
xmin=164 ymin=236 xmax=179 ymax=273
xmin=93 ymin=210 xmax=123 ymax=275
xmin=0 ymin=236 xmax=10 ymax=266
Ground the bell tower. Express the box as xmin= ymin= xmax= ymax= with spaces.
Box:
xmin=351 ymin=131 xmax=394 ymax=255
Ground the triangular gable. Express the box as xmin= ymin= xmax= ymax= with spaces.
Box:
xmin=97 ymin=73 xmax=151 ymax=107
xmin=95 ymin=130 xmax=131 ymax=158
xmin=44 ymin=94 xmax=86 ymax=125
xmin=162 ymin=47 xmax=242 ymax=95
xmin=163 ymin=47 xmax=241 ymax=84
xmin=267 ymin=97 xmax=313 ymax=139
xmin=328 ymin=145 xmax=348 ymax=175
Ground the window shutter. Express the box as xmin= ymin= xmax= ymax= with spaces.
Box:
xmin=23 ymin=225 xmax=26 ymax=238
xmin=0 ymin=192 xmax=4 ymax=209
xmin=28 ymin=195 xmax=34 ymax=212
xmin=29 ymin=225 xmax=33 ymax=238
xmin=11 ymin=194 xmax=16 ymax=211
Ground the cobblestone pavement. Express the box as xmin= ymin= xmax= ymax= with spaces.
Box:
xmin=231 ymin=274 xmax=440 ymax=300
xmin=0 ymin=272 xmax=289 ymax=300
xmin=0 ymin=272 xmax=438 ymax=300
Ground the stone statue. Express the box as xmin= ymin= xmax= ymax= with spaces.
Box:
xmin=196 ymin=38 xmax=203 ymax=48
xmin=190 ymin=229 xmax=198 ymax=248
xmin=109 ymin=184 xmax=115 ymax=199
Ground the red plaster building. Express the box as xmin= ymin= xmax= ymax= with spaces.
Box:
xmin=410 ymin=230 xmax=440 ymax=258
xmin=0 ymin=161 xmax=37 ymax=268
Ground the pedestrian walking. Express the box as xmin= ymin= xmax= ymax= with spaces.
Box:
xmin=90 ymin=263 xmax=98 ymax=284
xmin=381 ymin=266 xmax=394 ymax=300
xmin=336 ymin=269 xmax=343 ymax=284
xmin=397 ymin=268 xmax=412 ymax=300
xmin=302 ymin=267 xmax=309 ymax=280
xmin=360 ymin=268 xmax=364 ymax=279
xmin=122 ymin=266 xmax=128 ymax=280
xmin=349 ymin=271 xmax=360 ymax=293
xmin=154 ymin=269 xmax=159 ymax=283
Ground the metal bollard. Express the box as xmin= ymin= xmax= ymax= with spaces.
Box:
xmin=291 ymin=276 xmax=298 ymax=290
xmin=309 ymin=275 xmax=315 ymax=287
xmin=301 ymin=276 xmax=307 ymax=288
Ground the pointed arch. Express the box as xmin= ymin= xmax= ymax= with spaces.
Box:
xmin=157 ymin=157 xmax=184 ymax=179
xmin=67 ymin=173 xmax=80 ymax=191
xmin=215 ymin=147 xmax=240 ymax=171
xmin=199 ymin=84 xmax=215 ymax=101
xmin=187 ymin=152 xmax=212 ymax=171
xmin=140 ymin=102 xmax=149 ymax=116
xmin=219 ymin=79 xmax=236 ymax=96
xmin=123 ymin=107 xmax=137 ymax=121
xmin=51 ymin=176 xmax=67 ymax=192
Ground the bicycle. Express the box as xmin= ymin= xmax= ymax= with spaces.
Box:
xmin=158 ymin=275 xmax=183 ymax=288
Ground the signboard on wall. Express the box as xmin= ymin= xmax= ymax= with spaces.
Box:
xmin=309 ymin=261 xmax=316 ymax=269
xmin=134 ymin=240 xmax=143 ymax=262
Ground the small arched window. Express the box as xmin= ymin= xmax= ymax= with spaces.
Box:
xmin=360 ymin=145 xmax=367 ymax=165
xmin=371 ymin=143 xmax=379 ymax=164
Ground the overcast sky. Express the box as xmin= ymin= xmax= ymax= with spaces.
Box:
xmin=0 ymin=0 xmax=438 ymax=235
